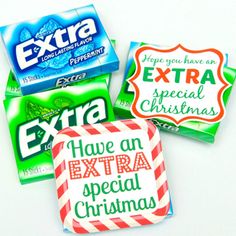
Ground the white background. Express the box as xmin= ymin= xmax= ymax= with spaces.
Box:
xmin=0 ymin=0 xmax=236 ymax=235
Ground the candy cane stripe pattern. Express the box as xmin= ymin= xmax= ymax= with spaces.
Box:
xmin=52 ymin=119 xmax=171 ymax=233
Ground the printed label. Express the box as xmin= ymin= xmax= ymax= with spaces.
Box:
xmin=64 ymin=130 xmax=159 ymax=220
xmin=129 ymin=44 xmax=229 ymax=125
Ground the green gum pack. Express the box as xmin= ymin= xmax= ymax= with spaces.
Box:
xmin=4 ymin=78 xmax=115 ymax=184
xmin=114 ymin=42 xmax=236 ymax=143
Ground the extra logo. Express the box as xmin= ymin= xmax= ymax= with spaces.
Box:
xmin=129 ymin=44 xmax=230 ymax=125
xmin=15 ymin=18 xmax=97 ymax=70
xmin=56 ymin=73 xmax=86 ymax=87
xmin=17 ymin=98 xmax=108 ymax=160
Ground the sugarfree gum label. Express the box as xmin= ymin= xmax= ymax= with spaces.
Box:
xmin=0 ymin=5 xmax=119 ymax=95
xmin=4 ymin=79 xmax=115 ymax=184
xmin=129 ymin=44 xmax=229 ymax=125
xmin=52 ymin=120 xmax=171 ymax=233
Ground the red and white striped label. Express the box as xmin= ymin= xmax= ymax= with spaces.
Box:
xmin=52 ymin=119 xmax=170 ymax=233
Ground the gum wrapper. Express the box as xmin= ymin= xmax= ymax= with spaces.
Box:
xmin=0 ymin=5 xmax=119 ymax=95
xmin=4 ymin=79 xmax=115 ymax=184
xmin=114 ymin=42 xmax=236 ymax=143
xmin=5 ymin=71 xmax=111 ymax=99
xmin=5 ymin=40 xmax=117 ymax=99
xmin=52 ymin=119 xmax=172 ymax=233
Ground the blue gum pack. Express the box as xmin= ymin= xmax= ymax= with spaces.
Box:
xmin=0 ymin=5 xmax=119 ymax=95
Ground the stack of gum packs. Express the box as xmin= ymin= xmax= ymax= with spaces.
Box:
xmin=1 ymin=5 xmax=119 ymax=184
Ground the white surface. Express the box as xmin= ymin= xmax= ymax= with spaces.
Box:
xmin=0 ymin=0 xmax=236 ymax=235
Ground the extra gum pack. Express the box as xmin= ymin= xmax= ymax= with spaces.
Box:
xmin=114 ymin=42 xmax=236 ymax=143
xmin=52 ymin=119 xmax=173 ymax=233
xmin=0 ymin=5 xmax=119 ymax=95
xmin=4 ymin=78 xmax=115 ymax=184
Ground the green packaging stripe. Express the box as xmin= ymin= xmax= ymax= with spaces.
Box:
xmin=114 ymin=42 xmax=236 ymax=143
xmin=4 ymin=78 xmax=115 ymax=184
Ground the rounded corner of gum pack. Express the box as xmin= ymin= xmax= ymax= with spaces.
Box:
xmin=52 ymin=119 xmax=171 ymax=233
